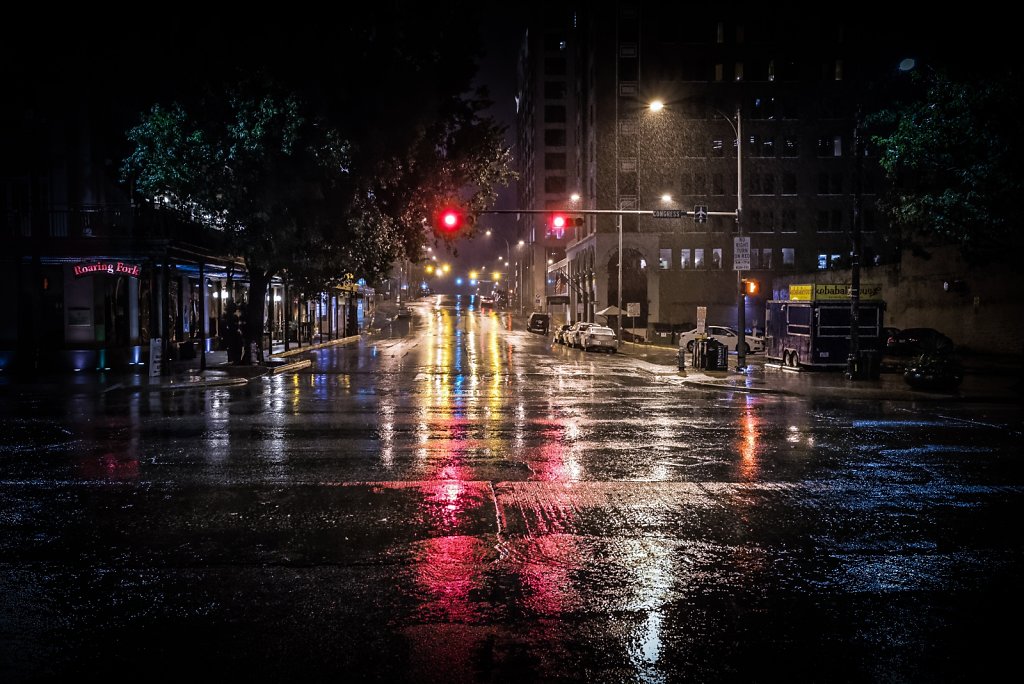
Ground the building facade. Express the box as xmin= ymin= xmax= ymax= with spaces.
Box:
xmin=518 ymin=3 xmax=897 ymax=338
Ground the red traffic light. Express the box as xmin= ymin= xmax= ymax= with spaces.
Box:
xmin=435 ymin=207 xmax=475 ymax=234
xmin=547 ymin=212 xmax=582 ymax=237
xmin=441 ymin=210 xmax=461 ymax=230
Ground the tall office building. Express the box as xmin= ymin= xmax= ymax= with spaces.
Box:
xmin=519 ymin=3 xmax=899 ymax=335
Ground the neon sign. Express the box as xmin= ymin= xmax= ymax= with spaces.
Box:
xmin=73 ymin=261 xmax=141 ymax=278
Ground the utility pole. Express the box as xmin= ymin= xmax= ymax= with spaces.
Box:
xmin=846 ymin=111 xmax=864 ymax=379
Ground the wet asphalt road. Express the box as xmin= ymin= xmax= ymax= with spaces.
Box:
xmin=2 ymin=296 xmax=1023 ymax=682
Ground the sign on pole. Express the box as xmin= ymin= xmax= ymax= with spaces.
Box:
xmin=626 ymin=302 xmax=640 ymax=317
xmin=733 ymin=236 xmax=751 ymax=270
xmin=652 ymin=209 xmax=683 ymax=219
xmin=696 ymin=306 xmax=707 ymax=335
xmin=149 ymin=338 xmax=163 ymax=377
xmin=693 ymin=205 xmax=708 ymax=223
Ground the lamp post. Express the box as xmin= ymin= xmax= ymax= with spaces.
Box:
xmin=716 ymin=105 xmax=746 ymax=369
xmin=617 ymin=214 xmax=623 ymax=348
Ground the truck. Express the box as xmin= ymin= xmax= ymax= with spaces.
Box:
xmin=764 ymin=282 xmax=886 ymax=370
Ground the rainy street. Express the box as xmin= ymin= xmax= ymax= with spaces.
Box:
xmin=2 ymin=296 xmax=1023 ymax=683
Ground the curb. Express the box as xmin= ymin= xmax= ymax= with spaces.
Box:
xmin=268 ymin=359 xmax=312 ymax=375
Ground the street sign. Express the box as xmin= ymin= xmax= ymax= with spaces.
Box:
xmin=733 ymin=236 xmax=750 ymax=270
xmin=652 ymin=209 xmax=683 ymax=219
xmin=696 ymin=306 xmax=707 ymax=334
xmin=149 ymin=338 xmax=163 ymax=377
xmin=627 ymin=302 xmax=640 ymax=317
xmin=693 ymin=205 xmax=708 ymax=223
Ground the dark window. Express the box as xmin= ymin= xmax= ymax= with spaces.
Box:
xmin=544 ymin=129 xmax=566 ymax=146
xmin=544 ymin=81 xmax=567 ymax=99
xmin=712 ymin=173 xmax=724 ymax=195
xmin=545 ymin=57 xmax=566 ymax=75
xmin=782 ymin=136 xmax=799 ymax=157
xmin=544 ymin=105 xmax=566 ymax=123
xmin=544 ymin=176 xmax=567 ymax=193
xmin=818 ymin=172 xmax=830 ymax=194
xmin=830 ymin=174 xmax=843 ymax=194
xmin=782 ymin=173 xmax=797 ymax=194
xmin=544 ymin=153 xmax=566 ymax=170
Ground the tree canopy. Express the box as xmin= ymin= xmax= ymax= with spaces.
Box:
xmin=868 ymin=68 xmax=1024 ymax=260
xmin=121 ymin=7 xmax=516 ymax=353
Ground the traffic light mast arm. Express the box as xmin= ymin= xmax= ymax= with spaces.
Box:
xmin=476 ymin=209 xmax=738 ymax=217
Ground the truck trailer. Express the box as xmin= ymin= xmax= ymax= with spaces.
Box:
xmin=764 ymin=283 xmax=886 ymax=370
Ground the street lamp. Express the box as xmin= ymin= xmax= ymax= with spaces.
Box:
xmin=715 ymin=105 xmax=746 ymax=369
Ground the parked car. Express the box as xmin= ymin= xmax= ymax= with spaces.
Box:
xmin=885 ymin=327 xmax=954 ymax=356
xmin=396 ymin=305 xmax=412 ymax=319
xmin=579 ymin=325 xmax=618 ymax=352
xmin=677 ymin=325 xmax=765 ymax=354
xmin=553 ymin=323 xmax=572 ymax=345
xmin=527 ymin=312 xmax=550 ymax=334
xmin=904 ymin=352 xmax=964 ymax=391
xmin=565 ymin=321 xmax=595 ymax=348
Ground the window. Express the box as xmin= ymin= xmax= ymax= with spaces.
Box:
xmin=781 ymin=209 xmax=797 ymax=231
xmin=830 ymin=174 xmax=843 ymax=194
xmin=695 ymin=248 xmax=705 ymax=268
xmin=680 ymin=249 xmax=692 ymax=269
xmin=545 ymin=57 xmax=566 ymax=75
xmin=711 ymin=138 xmax=725 ymax=157
xmin=711 ymin=248 xmax=722 ymax=268
xmin=712 ymin=173 xmax=724 ymax=195
xmin=782 ymin=136 xmax=799 ymax=157
xmin=544 ymin=81 xmax=566 ymax=99
xmin=818 ymin=172 xmax=830 ymax=194
xmin=755 ymin=248 xmax=773 ymax=269
xmin=750 ymin=209 xmax=774 ymax=232
xmin=544 ymin=176 xmax=567 ymax=193
xmin=782 ymin=248 xmax=795 ymax=267
xmin=659 ymin=249 xmax=671 ymax=269
xmin=818 ymin=253 xmax=842 ymax=269
xmin=782 ymin=173 xmax=797 ymax=194
xmin=682 ymin=133 xmax=705 ymax=157
xmin=734 ymin=62 xmax=744 ymax=81
xmin=544 ymin=129 xmax=566 ymax=146
xmin=544 ymin=153 xmax=566 ymax=170
xmin=544 ymin=105 xmax=566 ymax=123
xmin=761 ymin=137 xmax=775 ymax=157
xmin=815 ymin=135 xmax=842 ymax=156
xmin=682 ymin=172 xmax=706 ymax=195
xmin=750 ymin=174 xmax=774 ymax=195
xmin=714 ymin=63 xmax=724 ymax=81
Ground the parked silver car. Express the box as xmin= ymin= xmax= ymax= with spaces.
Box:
xmin=579 ymin=325 xmax=617 ymax=352
xmin=565 ymin=321 xmax=594 ymax=348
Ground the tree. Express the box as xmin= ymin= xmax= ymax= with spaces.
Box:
xmin=868 ymin=68 xmax=1024 ymax=260
xmin=122 ymin=8 xmax=515 ymax=360
xmin=124 ymin=80 xmax=353 ymax=362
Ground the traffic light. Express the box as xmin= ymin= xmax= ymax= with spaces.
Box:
xmin=434 ymin=206 xmax=475 ymax=235
xmin=547 ymin=212 xmax=584 ymax=237
xmin=741 ymin=278 xmax=759 ymax=296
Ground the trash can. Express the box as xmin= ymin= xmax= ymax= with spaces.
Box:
xmin=846 ymin=350 xmax=881 ymax=380
xmin=704 ymin=339 xmax=728 ymax=370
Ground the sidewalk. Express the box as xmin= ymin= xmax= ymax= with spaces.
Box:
xmin=616 ymin=341 xmax=1024 ymax=403
xmin=94 ymin=335 xmax=362 ymax=394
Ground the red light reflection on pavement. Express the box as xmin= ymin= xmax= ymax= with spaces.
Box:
xmin=77 ymin=451 xmax=139 ymax=481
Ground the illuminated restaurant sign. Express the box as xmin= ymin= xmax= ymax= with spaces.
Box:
xmin=73 ymin=261 xmax=141 ymax=278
